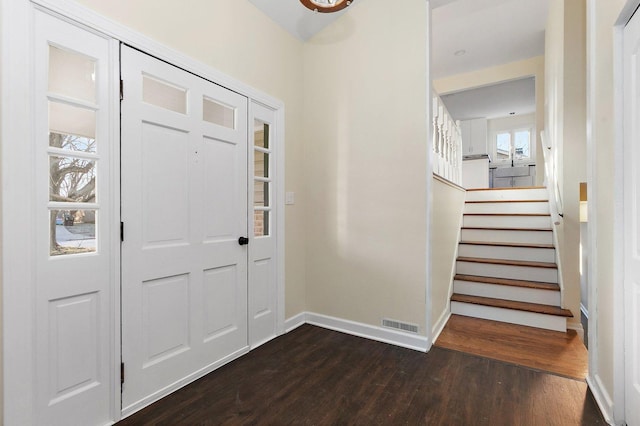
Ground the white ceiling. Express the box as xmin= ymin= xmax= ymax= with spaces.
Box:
xmin=247 ymin=0 xmax=549 ymax=84
xmin=248 ymin=0 xmax=546 ymax=124
xmin=247 ymin=0 xmax=354 ymax=41
xmin=440 ymin=77 xmax=535 ymax=121
xmin=432 ymin=0 xmax=549 ymax=79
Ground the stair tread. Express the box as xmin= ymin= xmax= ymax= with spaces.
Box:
xmin=451 ymin=294 xmax=573 ymax=317
xmin=457 ymin=256 xmax=557 ymax=269
xmin=462 ymin=227 xmax=552 ymax=232
xmin=465 ymin=199 xmax=548 ymax=204
xmin=454 ymin=274 xmax=560 ymax=291
xmin=466 ymin=186 xmax=546 ymax=192
xmin=463 ymin=213 xmax=551 ymax=217
xmin=459 ymin=241 xmax=555 ymax=249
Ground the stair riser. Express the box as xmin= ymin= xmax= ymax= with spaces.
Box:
xmin=466 ymin=188 xmax=548 ymax=202
xmin=463 ymin=215 xmax=552 ymax=229
xmin=453 ymin=280 xmax=561 ymax=305
xmin=456 ymin=261 xmax=558 ymax=283
xmin=450 ymin=302 xmax=567 ymax=332
xmin=458 ymin=244 xmax=556 ymax=263
xmin=460 ymin=229 xmax=553 ymax=245
xmin=464 ymin=202 xmax=550 ymax=214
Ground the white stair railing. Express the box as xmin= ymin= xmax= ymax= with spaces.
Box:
xmin=432 ymin=93 xmax=462 ymax=185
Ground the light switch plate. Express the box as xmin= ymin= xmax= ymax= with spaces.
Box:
xmin=285 ymin=191 xmax=295 ymax=205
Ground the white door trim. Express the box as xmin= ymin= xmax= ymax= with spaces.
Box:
xmin=2 ymin=0 xmax=37 ymax=423
xmin=425 ymin=0 xmax=434 ymax=350
xmin=586 ymin=0 xmax=640 ymax=424
xmin=2 ymin=0 xmax=286 ymax=424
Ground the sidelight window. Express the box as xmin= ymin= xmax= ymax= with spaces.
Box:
xmin=47 ymin=45 xmax=99 ymax=256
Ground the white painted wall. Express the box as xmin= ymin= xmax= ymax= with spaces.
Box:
xmin=73 ymin=0 xmax=308 ymax=319
xmin=431 ymin=178 xmax=465 ymax=336
xmin=302 ymin=0 xmax=429 ymax=334
xmin=433 ymin=56 xmax=545 ymax=185
xmin=544 ymin=0 xmax=586 ymax=333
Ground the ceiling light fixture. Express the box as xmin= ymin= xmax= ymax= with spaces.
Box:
xmin=300 ymin=0 xmax=353 ymax=13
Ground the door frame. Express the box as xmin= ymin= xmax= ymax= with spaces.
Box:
xmin=586 ymin=0 xmax=640 ymax=423
xmin=1 ymin=0 xmax=286 ymax=423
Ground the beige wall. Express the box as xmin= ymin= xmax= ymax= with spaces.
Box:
xmin=545 ymin=0 xmax=587 ymax=331
xmin=587 ymin=0 xmax=628 ymax=407
xmin=433 ymin=56 xmax=545 ymax=184
xmin=303 ymin=0 xmax=429 ymax=333
xmin=74 ymin=0 xmax=308 ymax=319
xmin=431 ymin=177 xmax=465 ymax=334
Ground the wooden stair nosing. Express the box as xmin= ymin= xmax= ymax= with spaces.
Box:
xmin=459 ymin=241 xmax=555 ymax=249
xmin=466 ymin=186 xmax=546 ymax=192
xmin=456 ymin=256 xmax=557 ymax=269
xmin=465 ymin=199 xmax=548 ymax=204
xmin=462 ymin=227 xmax=552 ymax=232
xmin=454 ymin=274 xmax=560 ymax=291
xmin=451 ymin=293 xmax=573 ymax=317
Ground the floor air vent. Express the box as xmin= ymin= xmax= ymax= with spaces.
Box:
xmin=382 ymin=318 xmax=419 ymax=333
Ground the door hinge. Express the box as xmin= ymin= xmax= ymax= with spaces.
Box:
xmin=120 ymin=221 xmax=124 ymax=242
xmin=120 ymin=79 xmax=124 ymax=101
xmin=121 ymin=362 xmax=125 ymax=385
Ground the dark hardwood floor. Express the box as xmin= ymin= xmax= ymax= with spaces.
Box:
xmin=117 ymin=324 xmax=605 ymax=425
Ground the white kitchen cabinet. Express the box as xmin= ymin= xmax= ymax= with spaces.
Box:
xmin=461 ymin=118 xmax=488 ymax=155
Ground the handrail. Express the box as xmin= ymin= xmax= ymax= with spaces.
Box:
xmin=432 ymin=93 xmax=462 ymax=186
xmin=540 ymin=130 xmax=565 ymax=307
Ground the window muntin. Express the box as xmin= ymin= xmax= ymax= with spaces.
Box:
xmin=254 ymin=121 xmax=271 ymax=237
xmin=48 ymin=45 xmax=100 ymax=256
xmin=493 ymin=128 xmax=532 ymax=163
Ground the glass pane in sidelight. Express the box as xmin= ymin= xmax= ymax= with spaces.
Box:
xmin=143 ymin=75 xmax=187 ymax=114
xmin=49 ymin=156 xmax=96 ymax=203
xmin=50 ymin=209 xmax=97 ymax=256
xmin=49 ymin=102 xmax=96 ymax=152
xmin=254 ymin=121 xmax=269 ymax=149
xmin=254 ymin=210 xmax=269 ymax=237
xmin=203 ymin=97 xmax=235 ymax=129
xmin=496 ymin=132 xmax=511 ymax=160
xmin=254 ymin=181 xmax=270 ymax=208
xmin=48 ymin=45 xmax=97 ymax=103
xmin=255 ymin=150 xmax=269 ymax=179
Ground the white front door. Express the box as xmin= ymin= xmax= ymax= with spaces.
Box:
xmin=624 ymin=8 xmax=640 ymax=426
xmin=121 ymin=46 xmax=249 ymax=413
xmin=33 ymin=11 xmax=116 ymax=425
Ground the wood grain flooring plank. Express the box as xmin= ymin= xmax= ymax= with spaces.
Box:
xmin=117 ymin=324 xmax=601 ymax=425
xmin=435 ymin=314 xmax=588 ymax=380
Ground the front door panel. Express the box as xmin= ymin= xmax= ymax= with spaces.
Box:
xmin=121 ymin=45 xmax=248 ymax=413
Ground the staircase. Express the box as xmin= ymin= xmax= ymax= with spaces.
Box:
xmin=450 ymin=187 xmax=573 ymax=332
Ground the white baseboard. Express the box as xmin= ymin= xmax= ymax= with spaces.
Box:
xmin=431 ymin=309 xmax=451 ymax=343
xmin=580 ymin=303 xmax=589 ymax=318
xmin=567 ymin=321 xmax=585 ymax=342
xmin=587 ymin=374 xmax=615 ymax=425
xmin=294 ymin=312 xmax=430 ymax=352
xmin=284 ymin=312 xmax=306 ymax=333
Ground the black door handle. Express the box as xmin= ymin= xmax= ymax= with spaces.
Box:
xmin=238 ymin=236 xmax=249 ymax=246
